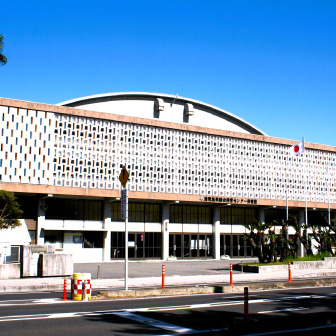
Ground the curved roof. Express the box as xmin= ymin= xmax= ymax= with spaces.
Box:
xmin=58 ymin=92 xmax=266 ymax=135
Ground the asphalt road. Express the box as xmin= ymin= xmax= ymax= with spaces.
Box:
xmin=0 ymin=286 xmax=336 ymax=335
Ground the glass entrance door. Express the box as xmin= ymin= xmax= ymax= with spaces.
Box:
xmin=169 ymin=233 xmax=213 ymax=259
xmin=220 ymin=234 xmax=253 ymax=258
xmin=111 ymin=232 xmax=161 ymax=259
xmin=169 ymin=234 xmax=182 ymax=258
xmin=190 ymin=234 xmax=198 ymax=258
xmin=199 ymin=234 xmax=213 ymax=258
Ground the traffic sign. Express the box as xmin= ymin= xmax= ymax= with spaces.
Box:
xmin=119 ymin=166 xmax=129 ymax=188
xmin=121 ymin=188 xmax=128 ymax=220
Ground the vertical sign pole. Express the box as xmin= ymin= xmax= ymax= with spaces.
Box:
xmin=121 ymin=188 xmax=129 ymax=291
xmin=119 ymin=165 xmax=130 ymax=291
xmin=125 ymin=190 xmax=128 ymax=291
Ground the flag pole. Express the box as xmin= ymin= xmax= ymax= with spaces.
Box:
xmin=303 ymin=137 xmax=308 ymax=257
xmin=285 ymin=155 xmax=289 ymax=222
xmin=327 ymin=167 xmax=331 ymax=226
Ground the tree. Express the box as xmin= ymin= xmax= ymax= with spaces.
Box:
xmin=243 ymin=219 xmax=272 ymax=263
xmin=310 ymin=212 xmax=335 ymax=255
xmin=287 ymin=214 xmax=313 ymax=256
xmin=0 ymin=190 xmax=23 ymax=229
xmin=0 ymin=34 xmax=7 ymax=66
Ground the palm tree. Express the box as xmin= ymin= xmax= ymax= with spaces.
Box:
xmin=243 ymin=219 xmax=272 ymax=263
xmin=0 ymin=35 xmax=7 ymax=66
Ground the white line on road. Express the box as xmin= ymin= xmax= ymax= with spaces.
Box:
xmin=258 ymin=307 xmax=309 ymax=314
xmin=0 ymin=292 xmax=333 ymax=323
xmin=0 ymin=298 xmax=61 ymax=306
xmin=114 ymin=311 xmax=196 ymax=334
xmin=241 ymin=323 xmax=336 ymax=336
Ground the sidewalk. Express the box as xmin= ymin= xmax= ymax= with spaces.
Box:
xmin=1 ymin=262 xmax=336 ymax=293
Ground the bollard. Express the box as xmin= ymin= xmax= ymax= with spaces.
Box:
xmin=244 ymin=287 xmax=249 ymax=321
xmin=288 ymin=262 xmax=292 ymax=283
xmin=73 ymin=273 xmax=91 ymax=301
xmin=82 ymin=279 xmax=88 ymax=301
xmin=62 ymin=278 xmax=68 ymax=301
xmin=162 ymin=264 xmax=165 ymax=289
xmin=97 ymin=264 xmax=101 ymax=279
xmin=229 ymin=263 xmax=233 ymax=286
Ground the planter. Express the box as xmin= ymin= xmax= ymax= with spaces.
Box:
xmin=234 ymin=257 xmax=336 ymax=273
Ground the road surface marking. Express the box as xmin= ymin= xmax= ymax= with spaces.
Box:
xmin=0 ymin=293 xmax=333 ymax=322
xmin=0 ymin=298 xmax=60 ymax=306
xmin=258 ymin=307 xmax=309 ymax=314
xmin=114 ymin=311 xmax=196 ymax=333
xmin=242 ymin=323 xmax=336 ymax=336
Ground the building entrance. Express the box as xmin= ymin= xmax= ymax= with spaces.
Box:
xmin=220 ymin=234 xmax=253 ymax=258
xmin=169 ymin=233 xmax=212 ymax=259
xmin=111 ymin=232 xmax=161 ymax=259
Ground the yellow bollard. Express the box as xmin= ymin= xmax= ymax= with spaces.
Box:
xmin=72 ymin=273 xmax=91 ymax=301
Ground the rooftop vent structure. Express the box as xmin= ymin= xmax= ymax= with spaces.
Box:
xmin=185 ymin=103 xmax=194 ymax=116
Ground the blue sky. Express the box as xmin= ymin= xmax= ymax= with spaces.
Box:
xmin=1 ymin=1 xmax=335 ymax=146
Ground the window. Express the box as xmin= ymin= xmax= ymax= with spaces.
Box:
xmin=111 ymin=202 xmax=121 ymax=221
xmin=170 ymin=205 xmax=183 ymax=223
xmin=111 ymin=202 xmax=161 ymax=223
xmin=145 ymin=204 xmax=161 ymax=222
xmin=265 ymin=209 xmax=286 ymax=224
xmin=220 ymin=207 xmax=232 ymax=224
xmin=220 ymin=207 xmax=257 ymax=225
xmin=84 ymin=200 xmax=102 ymax=220
xmin=64 ymin=199 xmax=84 ymax=220
xmin=111 ymin=232 xmax=125 ymax=258
xmin=183 ymin=205 xmax=198 ymax=223
xmin=170 ymin=205 xmax=212 ymax=224
xmin=129 ymin=203 xmax=144 ymax=222
xmin=46 ymin=199 xmax=103 ymax=220
xmin=232 ymin=208 xmax=244 ymax=225
xmin=83 ymin=231 xmax=103 ymax=248
xmin=199 ymin=206 xmax=212 ymax=224
xmin=245 ymin=208 xmax=257 ymax=226
xmin=145 ymin=232 xmax=162 ymax=258
xmin=44 ymin=230 xmax=63 ymax=249
xmin=28 ymin=230 xmax=36 ymax=244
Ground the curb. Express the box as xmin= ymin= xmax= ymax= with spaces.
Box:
xmin=96 ymin=278 xmax=336 ymax=299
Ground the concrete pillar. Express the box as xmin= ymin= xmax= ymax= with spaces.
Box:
xmin=103 ymin=200 xmax=112 ymax=261
xmin=162 ymin=204 xmax=170 ymax=261
xmin=213 ymin=207 xmax=221 ymax=260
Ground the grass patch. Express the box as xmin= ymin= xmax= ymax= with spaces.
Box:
xmin=244 ymin=252 xmax=333 ymax=266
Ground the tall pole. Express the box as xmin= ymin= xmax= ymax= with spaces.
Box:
xmin=303 ymin=137 xmax=308 ymax=229
xmin=327 ymin=167 xmax=331 ymax=226
xmin=125 ymin=201 xmax=128 ymax=290
xmin=285 ymin=155 xmax=289 ymax=222
xmin=122 ymin=188 xmax=129 ymax=291
xmin=119 ymin=165 xmax=130 ymax=291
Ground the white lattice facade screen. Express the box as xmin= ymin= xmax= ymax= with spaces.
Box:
xmin=0 ymin=106 xmax=55 ymax=185
xmin=0 ymin=106 xmax=335 ymax=203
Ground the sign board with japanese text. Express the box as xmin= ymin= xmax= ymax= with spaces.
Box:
xmin=121 ymin=188 xmax=128 ymax=220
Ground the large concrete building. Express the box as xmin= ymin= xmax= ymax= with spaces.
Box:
xmin=0 ymin=92 xmax=335 ymax=262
